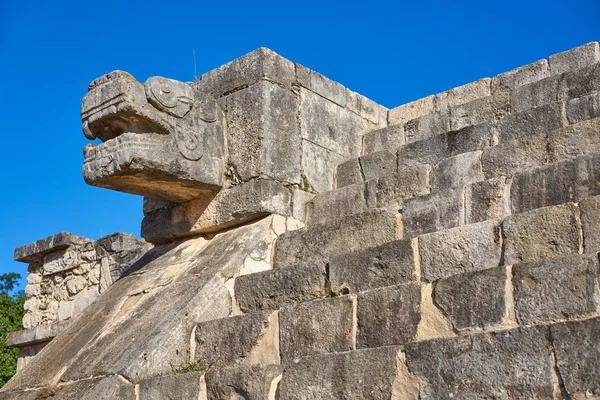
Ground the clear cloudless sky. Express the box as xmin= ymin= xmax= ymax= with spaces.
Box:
xmin=1 ymin=0 xmax=598 ymax=291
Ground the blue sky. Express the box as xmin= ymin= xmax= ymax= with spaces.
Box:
xmin=1 ymin=0 xmax=598 ymax=291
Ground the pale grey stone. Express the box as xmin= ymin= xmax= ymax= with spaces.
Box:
xmin=346 ymin=88 xmax=388 ymax=125
xmin=430 ymin=151 xmax=483 ymax=191
xmin=360 ymin=150 xmax=397 ymax=183
xmin=205 ymin=364 xmax=282 ymax=400
xmin=301 ymin=140 xmax=345 ymax=193
xmin=557 ymin=62 xmax=600 ymax=101
xmin=274 ymin=210 xmax=398 ymax=268
xmin=434 ymin=78 xmax=491 ymax=113
xmin=449 ymin=92 xmax=510 ymax=130
xmin=306 ymin=182 xmax=368 ymax=226
xmin=225 ymin=80 xmax=301 ymax=184
xmin=329 ymin=239 xmax=418 ymax=294
xmin=388 ymin=95 xmax=435 ymax=125
xmin=139 ymin=372 xmax=201 ymax=400
xmin=357 ymin=283 xmax=421 ymax=348
xmin=491 ymin=59 xmax=550 ymax=94
xmin=547 ymin=117 xmax=600 ymax=163
xmin=579 ymin=195 xmax=600 ymax=253
xmin=402 ymin=187 xmax=464 ymax=238
xmin=513 ymin=254 xmax=600 ymax=325
xmin=404 ymin=112 xmax=450 ymax=142
xmin=465 ymin=176 xmax=510 ymax=224
xmin=365 ymin=165 xmax=430 ymax=210
xmin=549 ymin=41 xmax=600 ymax=75
xmin=295 ymin=64 xmax=347 ymax=106
xmin=6 ymin=321 xmax=71 ymax=348
xmin=362 ymin=124 xmax=405 ymax=154
xmin=14 ymin=232 xmax=85 ymax=263
xmin=279 ymin=296 xmax=354 ymax=362
xmin=566 ymin=91 xmax=600 ymax=124
xmin=512 ymin=74 xmax=560 ymax=112
xmin=405 ymin=326 xmax=554 ymax=399
xmin=498 ymin=101 xmax=564 ymax=143
xmin=502 ymin=203 xmax=582 ymax=265
xmin=290 ymin=187 xmax=315 ymax=222
xmin=551 ymin=316 xmax=600 ymax=397
xmin=481 ymin=132 xmax=547 ymax=179
xmin=334 ymin=158 xmax=362 ymax=188
xmin=419 ymin=220 xmax=502 ymax=282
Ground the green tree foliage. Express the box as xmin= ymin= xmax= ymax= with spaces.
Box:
xmin=0 ymin=273 xmax=25 ymax=388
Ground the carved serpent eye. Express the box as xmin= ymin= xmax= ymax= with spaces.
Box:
xmin=144 ymin=76 xmax=195 ymax=118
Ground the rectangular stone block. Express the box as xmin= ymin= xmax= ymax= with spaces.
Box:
xmin=481 ymin=132 xmax=546 ymax=179
xmin=365 ymin=164 xmax=430 ymax=210
xmin=512 ymin=74 xmax=560 ymax=112
xmin=510 ymin=154 xmax=600 ymax=214
xmin=388 ymin=95 xmax=434 ymax=125
xmin=279 ymin=346 xmax=417 ymax=400
xmin=357 ymin=283 xmax=421 ymax=348
xmin=498 ymin=101 xmax=564 ymax=143
xmin=513 ymin=254 xmax=599 ymax=326
xmin=300 ymin=88 xmax=372 ymax=157
xmin=197 ymin=48 xmax=296 ymax=97
xmin=334 ymin=158 xmax=362 ymax=188
xmin=465 ymin=176 xmax=510 ymax=224
xmin=362 ymin=124 xmax=405 ymax=154
xmin=551 ymin=316 xmax=600 ymax=398
xmin=557 ymin=62 xmax=600 ymax=102
xmin=549 ymin=41 xmax=600 ymax=75
xmin=306 ymin=182 xmax=367 ymax=226
xmin=405 ymin=326 xmax=554 ymax=399
xmin=434 ymin=266 xmax=508 ymax=331
xmin=204 ymin=364 xmax=282 ymax=400
xmin=579 ymin=195 xmax=600 ymax=253
xmin=346 ymin=88 xmax=388 ymax=126
xmin=434 ymin=78 xmax=491 ymax=113
xmin=419 ymin=220 xmax=502 ymax=281
xmin=397 ymin=122 xmax=494 ymax=168
xmin=430 ymin=151 xmax=483 ymax=191
xmin=301 ymin=140 xmax=345 ymax=193
xmin=402 ymin=187 xmax=464 ymax=238
xmin=359 ymin=150 xmax=396 ymax=182
xmin=274 ymin=210 xmax=398 ymax=268
xmin=225 ymin=81 xmax=301 ymax=184
xmin=139 ymin=372 xmax=201 ymax=400
xmin=502 ymin=203 xmax=582 ymax=265
xmin=290 ymin=187 xmax=314 ymax=222
xmin=547 ymin=117 xmax=600 ymax=163
xmin=566 ymin=91 xmax=600 ymax=124
xmin=404 ymin=111 xmax=450 ymax=142
xmin=449 ymin=92 xmax=510 ymax=131
xmin=491 ymin=59 xmax=550 ymax=95
xmin=279 ymin=296 xmax=354 ymax=362
xmin=234 ymin=263 xmax=328 ymax=313
xmin=194 ymin=311 xmax=279 ymax=369
xmin=15 ymin=232 xmax=85 ymax=263
xmin=295 ymin=64 xmax=346 ymax=107
xmin=329 ymin=239 xmax=418 ymax=294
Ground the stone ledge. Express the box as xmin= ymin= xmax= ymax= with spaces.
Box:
xmin=6 ymin=321 xmax=71 ymax=347
xmin=14 ymin=232 xmax=87 ymax=263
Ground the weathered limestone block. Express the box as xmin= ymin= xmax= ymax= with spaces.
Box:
xmin=498 ymin=101 xmax=564 ymax=143
xmin=579 ymin=195 xmax=600 ymax=253
xmin=224 ymin=80 xmax=301 ymax=184
xmin=359 ymin=150 xmax=396 ymax=182
xmin=481 ymin=133 xmax=546 ymax=179
xmin=204 ymin=364 xmax=282 ymax=400
xmin=196 ymin=47 xmax=295 ymax=97
xmin=141 ymin=179 xmax=291 ymax=244
xmin=300 ymin=88 xmax=372 ymax=157
xmin=449 ymin=92 xmax=510 ymax=130
xmin=402 ymin=187 xmax=464 ymax=238
xmin=465 ymin=176 xmax=511 ymax=224
xmin=404 ymin=112 xmax=450 ymax=142
xmin=14 ymin=232 xmax=84 ymax=263
xmin=502 ymin=203 xmax=582 ymax=265
xmin=397 ymin=122 xmax=494 ymax=168
xmin=346 ymin=88 xmax=388 ymax=126
xmin=279 ymin=296 xmax=354 ymax=362
xmin=418 ymin=220 xmax=502 ymax=282
xmin=557 ymin=62 xmax=600 ymax=101
xmin=356 ymin=283 xmax=421 ymax=348
xmin=329 ymin=239 xmax=418 ymax=294
xmin=549 ymin=41 xmax=600 ymax=75
xmin=405 ymin=326 xmax=554 ymax=399
xmin=513 ymin=254 xmax=600 ymax=325
xmin=194 ymin=311 xmax=279 ymax=369
xmin=491 ymin=59 xmax=550 ymax=95
xmin=510 ymin=154 xmax=600 ymax=214
xmin=142 ymin=197 xmax=173 ymax=216
xmin=301 ymin=140 xmax=345 ymax=193
xmin=551 ymin=316 xmax=600 ymax=397
xmin=365 ymin=164 xmax=430 ymax=210
xmin=139 ymin=372 xmax=201 ymax=400
xmin=512 ymin=74 xmax=560 ymax=112
xmin=279 ymin=346 xmax=418 ymax=400
xmin=290 ymin=188 xmax=314 ymax=223
xmin=566 ymin=91 xmax=600 ymax=124
xmin=547 ymin=117 xmax=600 ymax=163
xmin=434 ymin=266 xmax=509 ymax=331
xmin=430 ymin=151 xmax=483 ymax=191
xmin=274 ymin=210 xmax=398 ymax=268
xmin=334 ymin=158 xmax=361 ymax=188
xmin=388 ymin=95 xmax=434 ymax=125
xmin=296 ymin=64 xmax=347 ymax=106
xmin=234 ymin=263 xmax=328 ymax=313
xmin=434 ymin=78 xmax=491 ymax=113
xmin=362 ymin=124 xmax=405 ymax=154
xmin=306 ymin=182 xmax=367 ymax=226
